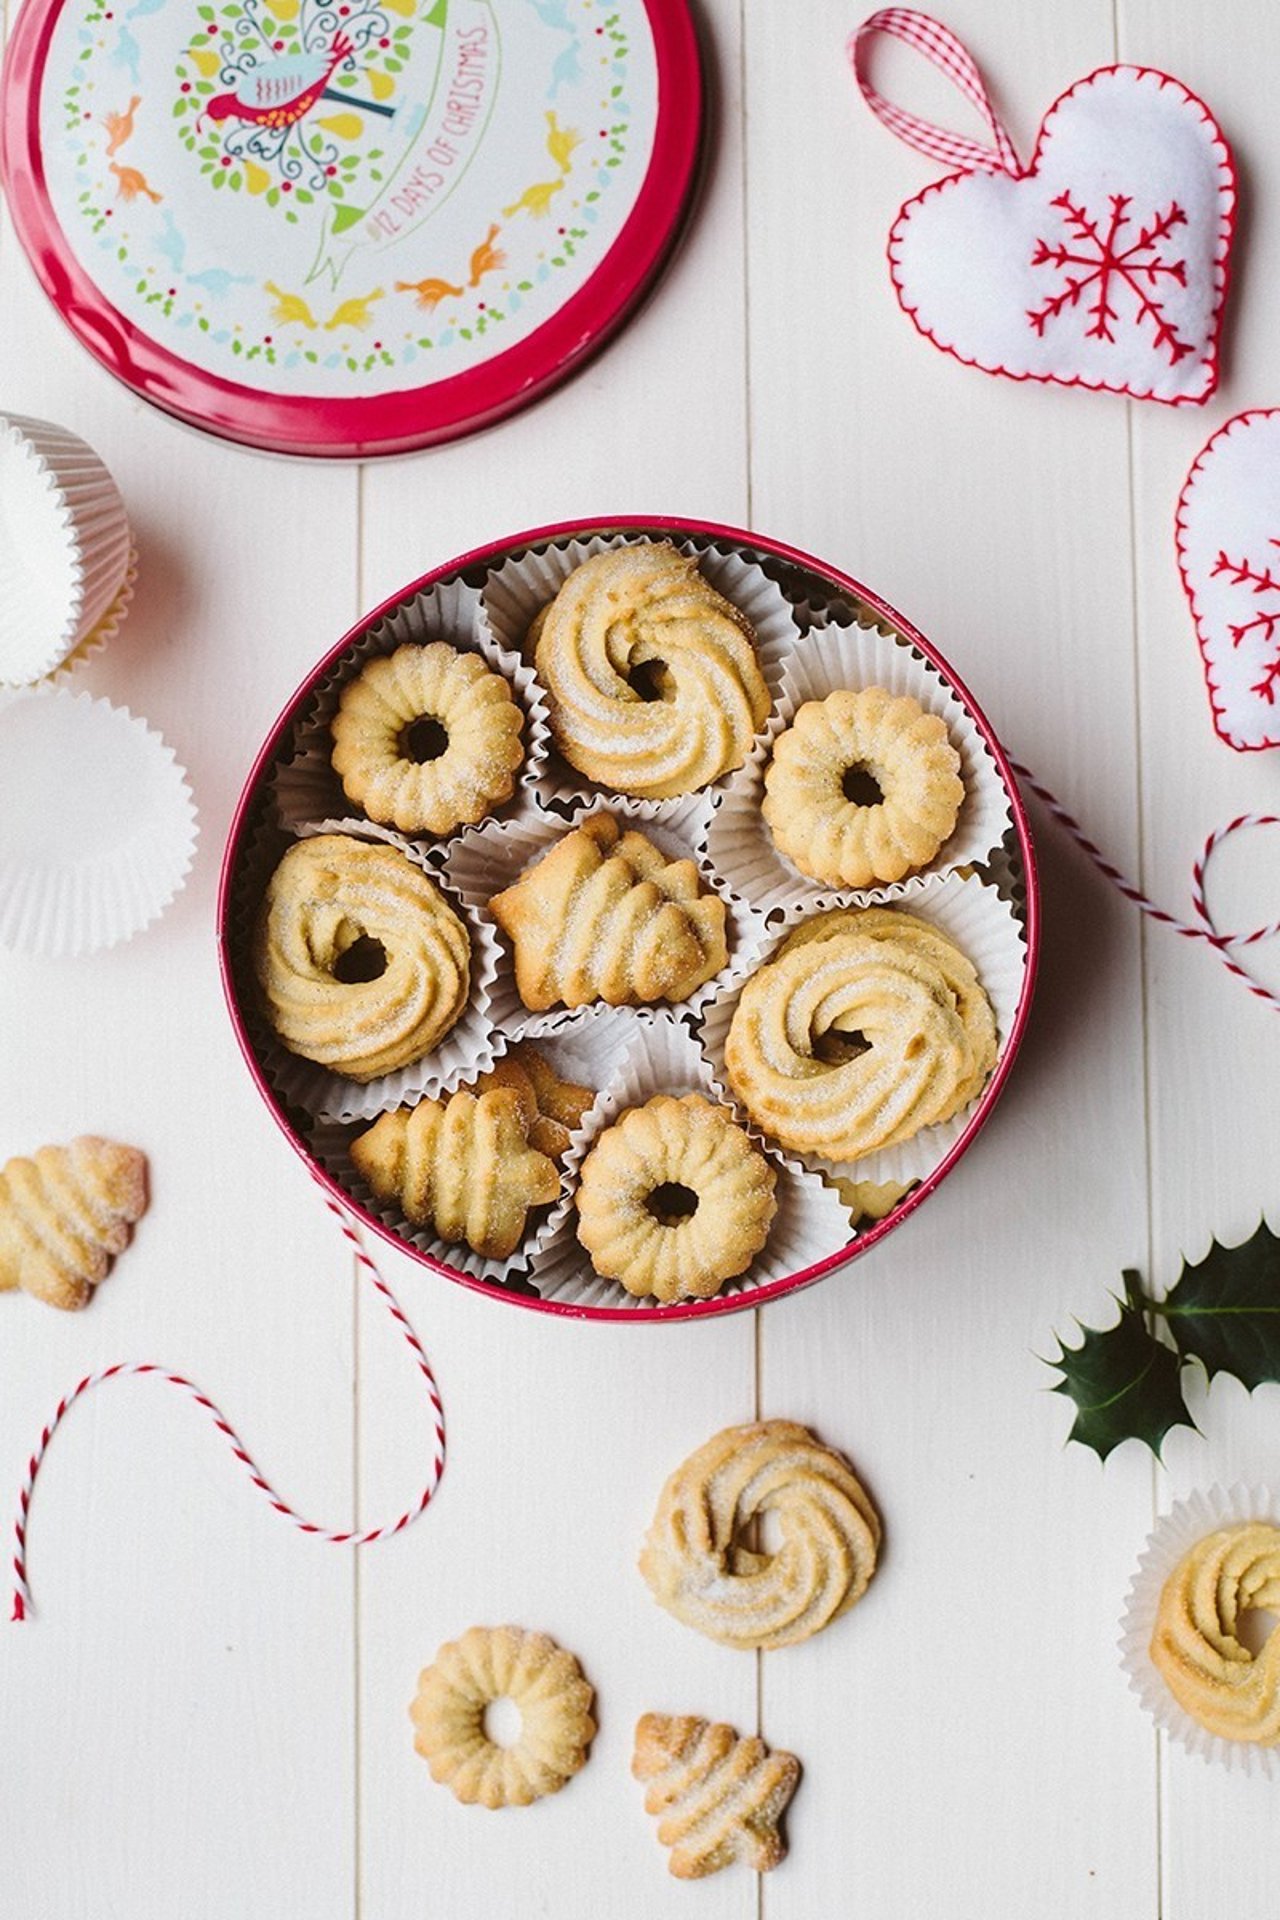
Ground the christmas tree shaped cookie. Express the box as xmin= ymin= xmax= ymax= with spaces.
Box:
xmin=351 ymin=1088 xmax=559 ymax=1260
xmin=0 ymin=1136 xmax=148 ymax=1310
xmin=488 ymin=812 xmax=727 ymax=1011
xmin=632 ymin=1713 xmax=800 ymax=1878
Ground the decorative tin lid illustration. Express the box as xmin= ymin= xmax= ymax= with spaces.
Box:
xmin=1 ymin=0 xmax=701 ymax=456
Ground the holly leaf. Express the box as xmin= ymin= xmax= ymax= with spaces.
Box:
xmin=1045 ymin=1272 xmax=1197 ymax=1461
xmin=1157 ymin=1220 xmax=1280 ymax=1389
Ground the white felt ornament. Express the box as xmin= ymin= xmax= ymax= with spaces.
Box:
xmin=1178 ymin=410 xmax=1280 ymax=751
xmin=851 ymin=9 xmax=1236 ymax=406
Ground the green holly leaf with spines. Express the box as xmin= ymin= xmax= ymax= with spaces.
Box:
xmin=1045 ymin=1271 xmax=1197 ymax=1462
xmin=1155 ymin=1220 xmax=1280 ymax=1389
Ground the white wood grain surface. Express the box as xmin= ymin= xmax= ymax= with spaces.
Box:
xmin=3 ymin=2 xmax=1280 ymax=1915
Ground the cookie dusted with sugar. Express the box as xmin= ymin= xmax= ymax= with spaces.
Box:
xmin=632 ymin=1713 xmax=799 ymax=1878
xmin=331 ymin=641 xmax=526 ymax=836
xmin=531 ymin=541 xmax=771 ymax=798
xmin=640 ymin=1419 xmax=881 ymax=1649
xmin=411 ymin=1625 xmax=596 ymax=1809
xmin=0 ymin=1136 xmax=148 ymax=1311
xmin=724 ymin=905 xmax=995 ymax=1160
xmin=488 ymin=812 xmax=727 ymax=1011
xmin=464 ymin=1043 xmax=593 ymax=1162
xmin=763 ymin=685 xmax=963 ymax=887
xmin=575 ymin=1094 xmax=776 ymax=1302
xmin=351 ymin=1088 xmax=559 ymax=1260
xmin=254 ymin=833 xmax=471 ymax=1082
xmin=1151 ymin=1521 xmax=1280 ymax=1745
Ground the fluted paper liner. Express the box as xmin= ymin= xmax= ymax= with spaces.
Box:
xmin=705 ymin=608 xmax=1013 ymax=918
xmin=274 ymin=577 xmax=550 ymax=835
xmin=533 ymin=1010 xmax=852 ymax=1311
xmin=443 ymin=793 xmax=766 ymax=1039
xmin=249 ymin=817 xmax=502 ymax=1125
xmin=478 ymin=530 xmax=801 ymax=816
xmin=0 ymin=686 xmax=197 ymax=958
xmin=698 ymin=873 xmax=1027 ymax=1191
xmin=305 ymin=1011 xmax=634 ymax=1287
xmin=0 ymin=414 xmax=134 ymax=686
xmin=1120 ymin=1485 xmax=1280 ymax=1779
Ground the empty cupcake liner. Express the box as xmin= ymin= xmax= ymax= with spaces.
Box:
xmin=305 ymin=1011 xmax=634 ymax=1289
xmin=534 ymin=1010 xmax=853 ymax=1311
xmin=442 ymin=792 xmax=767 ymax=1040
xmin=478 ymin=529 xmax=802 ymax=817
xmin=0 ymin=414 xmax=134 ymax=686
xmin=697 ymin=872 xmax=1027 ymax=1191
xmin=247 ymin=816 xmax=502 ymax=1125
xmin=704 ymin=608 xmax=1012 ymax=920
xmin=0 ymin=685 xmax=197 ymax=958
xmin=273 ymin=576 xmax=550 ymax=837
xmin=1120 ymin=1485 xmax=1280 ymax=1779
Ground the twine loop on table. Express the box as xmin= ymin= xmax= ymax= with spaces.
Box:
xmin=1011 ymin=759 xmax=1280 ymax=1013
xmin=10 ymin=1181 xmax=445 ymax=1623
xmin=849 ymin=8 xmax=1023 ymax=178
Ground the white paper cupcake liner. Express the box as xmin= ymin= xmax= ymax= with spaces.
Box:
xmin=698 ymin=872 xmax=1027 ymax=1190
xmin=0 ymin=686 xmax=197 ymax=958
xmin=533 ymin=1010 xmax=853 ymax=1311
xmin=305 ymin=1012 xmax=634 ymax=1289
xmin=443 ymin=793 xmax=766 ymax=1040
xmin=248 ymin=817 xmax=502 ymax=1125
xmin=45 ymin=547 xmax=138 ymax=684
xmin=273 ymin=576 xmax=550 ymax=837
xmin=478 ymin=530 xmax=802 ymax=817
xmin=704 ymin=609 xmax=1012 ymax=919
xmin=1120 ymin=1485 xmax=1280 ymax=1778
xmin=0 ymin=414 xmax=134 ymax=686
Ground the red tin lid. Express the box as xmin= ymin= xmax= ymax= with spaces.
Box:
xmin=1 ymin=0 xmax=701 ymax=457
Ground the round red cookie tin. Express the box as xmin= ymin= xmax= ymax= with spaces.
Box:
xmin=217 ymin=518 xmax=1040 ymax=1322
xmin=1 ymin=0 xmax=702 ymax=457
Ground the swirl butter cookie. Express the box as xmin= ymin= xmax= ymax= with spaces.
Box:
xmin=1151 ymin=1522 xmax=1280 ymax=1745
xmin=640 ymin=1419 xmax=880 ymax=1649
xmin=254 ymin=834 xmax=471 ymax=1081
xmin=531 ymin=542 xmax=771 ymax=798
xmin=724 ymin=905 xmax=995 ymax=1161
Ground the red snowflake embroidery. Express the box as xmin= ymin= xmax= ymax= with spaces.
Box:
xmin=1212 ymin=542 xmax=1280 ymax=703
xmin=1027 ymin=192 xmax=1193 ymax=366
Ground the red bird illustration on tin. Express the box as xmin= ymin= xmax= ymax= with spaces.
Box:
xmin=197 ymin=32 xmax=393 ymax=134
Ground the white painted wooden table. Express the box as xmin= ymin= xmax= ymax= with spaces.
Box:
xmin=4 ymin=2 xmax=1280 ymax=1913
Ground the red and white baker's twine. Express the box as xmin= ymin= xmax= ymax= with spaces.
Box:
xmin=10 ymin=1182 xmax=445 ymax=1623
xmin=1010 ymin=760 xmax=1280 ymax=1012
xmin=850 ymin=8 xmax=1022 ymax=178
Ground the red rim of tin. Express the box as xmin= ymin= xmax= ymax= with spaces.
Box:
xmin=217 ymin=516 xmax=1041 ymax=1320
xmin=0 ymin=1 xmax=703 ymax=458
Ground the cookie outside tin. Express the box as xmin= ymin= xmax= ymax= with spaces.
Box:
xmin=217 ymin=517 xmax=1040 ymax=1321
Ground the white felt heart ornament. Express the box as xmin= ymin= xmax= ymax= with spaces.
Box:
xmin=853 ymin=12 xmax=1236 ymax=406
xmin=1178 ymin=410 xmax=1280 ymax=751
